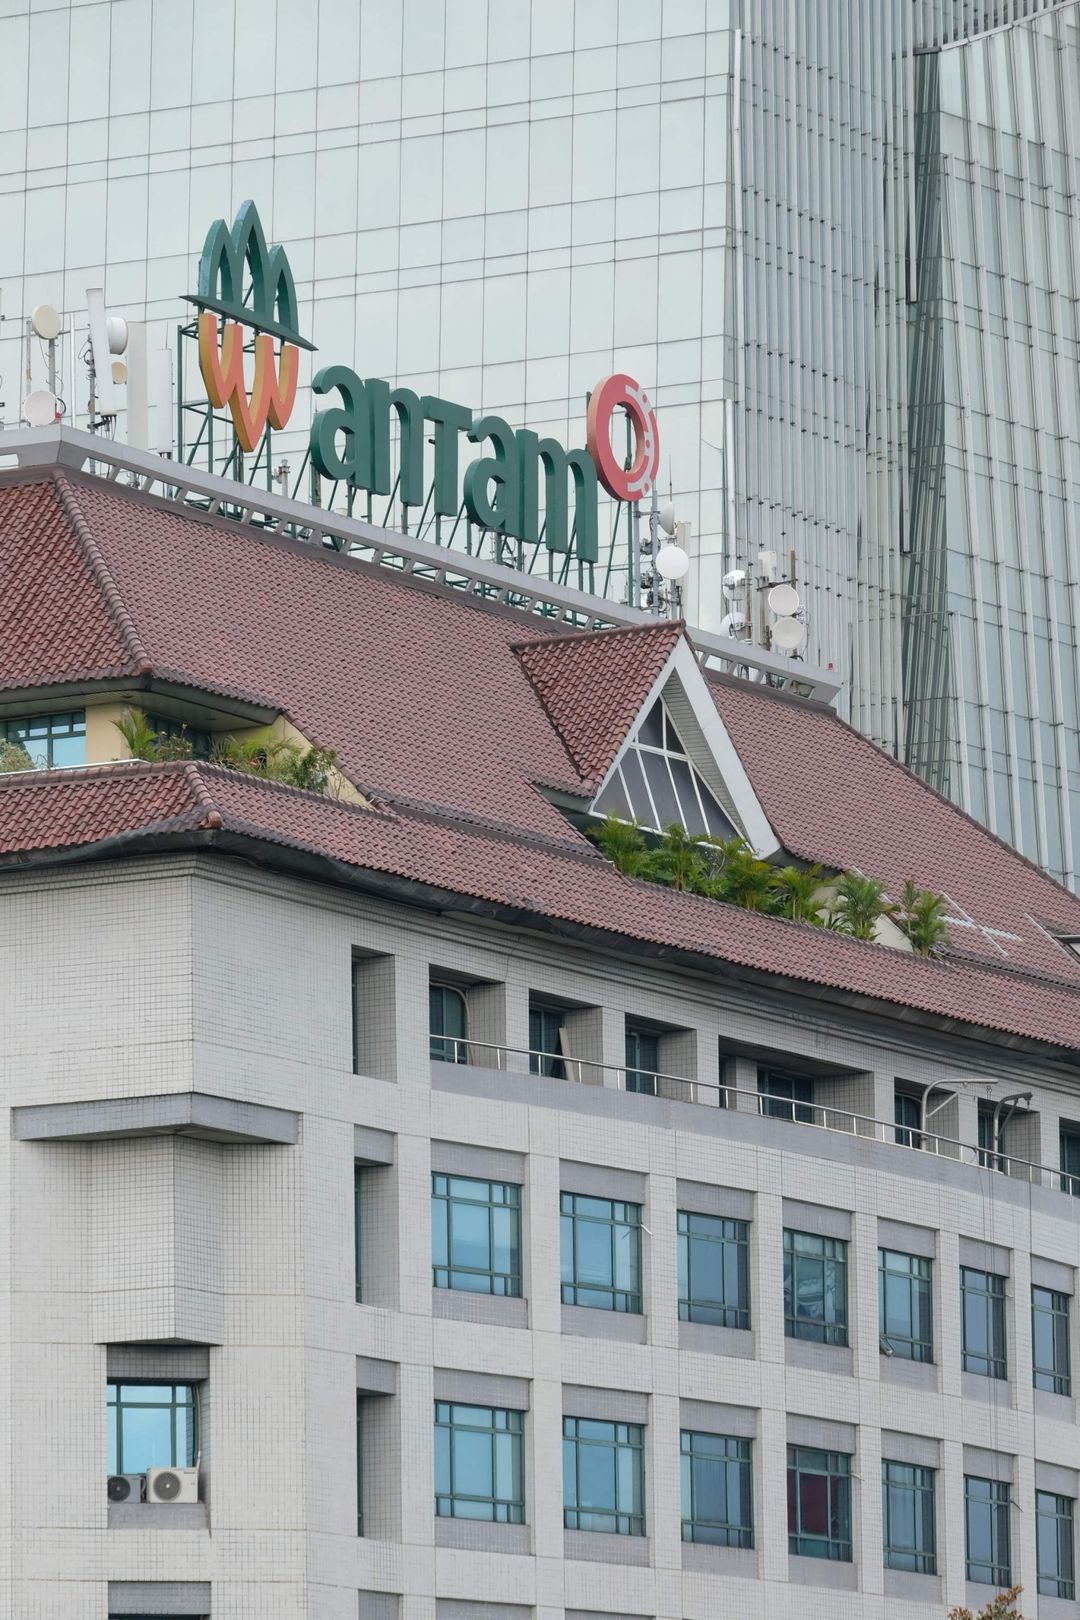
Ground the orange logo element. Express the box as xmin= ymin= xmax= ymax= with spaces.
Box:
xmin=189 ymin=200 xmax=313 ymax=454
xmin=197 ymin=311 xmax=299 ymax=454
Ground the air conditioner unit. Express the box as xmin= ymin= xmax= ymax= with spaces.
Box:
xmin=145 ymin=1465 xmax=199 ymax=1504
xmin=107 ymin=1473 xmax=143 ymax=1504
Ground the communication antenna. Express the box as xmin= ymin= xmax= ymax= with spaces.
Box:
xmin=85 ymin=288 xmax=128 ymax=430
xmin=22 ymin=389 xmax=60 ymax=427
xmin=30 ymin=303 xmax=63 ymax=399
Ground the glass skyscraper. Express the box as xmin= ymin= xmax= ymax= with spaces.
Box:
xmin=0 ymin=0 xmax=1077 ymax=881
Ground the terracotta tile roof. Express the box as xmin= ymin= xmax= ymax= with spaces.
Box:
xmin=515 ymin=621 xmax=682 ymax=785
xmin=0 ymin=478 xmax=141 ymax=688
xmin=710 ymin=676 xmax=1080 ymax=983
xmin=1 ymin=467 xmax=1080 ymax=1053
xmin=1 ymin=760 xmax=1079 ymax=1053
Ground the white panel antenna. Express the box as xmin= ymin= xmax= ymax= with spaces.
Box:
xmin=86 ymin=288 xmax=119 ymax=417
xmin=154 ymin=347 xmax=174 ymax=454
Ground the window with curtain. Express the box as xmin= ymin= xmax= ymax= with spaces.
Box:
xmin=787 ymin=1447 xmax=852 ymax=1561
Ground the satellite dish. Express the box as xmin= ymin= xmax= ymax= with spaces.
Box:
xmin=768 ymin=582 xmax=800 ymax=616
xmin=722 ymin=567 xmax=746 ymax=601
xmin=30 ymin=303 xmax=61 ymax=341
xmin=719 ymin=610 xmax=745 ymax=639
xmin=111 ymin=360 xmax=128 ymax=385
xmin=655 ymin=541 xmax=689 ymax=581
xmin=772 ymin=616 xmax=807 ymax=652
xmin=658 ymin=501 xmax=676 ymax=537
xmin=22 ymin=389 xmax=59 ymax=426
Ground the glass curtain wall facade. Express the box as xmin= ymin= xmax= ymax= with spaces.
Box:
xmin=0 ymin=0 xmax=1076 ymax=879
xmin=907 ymin=4 xmax=1080 ymax=883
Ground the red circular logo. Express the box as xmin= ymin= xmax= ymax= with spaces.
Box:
xmin=586 ymin=373 xmax=659 ymax=503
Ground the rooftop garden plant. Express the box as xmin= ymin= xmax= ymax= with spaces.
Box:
xmin=588 ymin=816 xmax=949 ymax=955
xmin=114 ymin=709 xmax=338 ymax=794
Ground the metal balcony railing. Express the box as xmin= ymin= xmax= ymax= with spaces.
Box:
xmin=432 ymin=1035 xmax=1080 ymax=1198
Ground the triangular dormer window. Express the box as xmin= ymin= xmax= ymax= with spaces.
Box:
xmin=593 ymin=697 xmax=737 ymax=839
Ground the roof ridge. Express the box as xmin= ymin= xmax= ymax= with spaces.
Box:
xmin=511 ymin=619 xmax=684 ymax=653
xmin=182 ymin=761 xmax=224 ymax=830
xmin=53 ymin=472 xmax=153 ymax=677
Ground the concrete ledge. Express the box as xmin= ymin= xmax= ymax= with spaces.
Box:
xmin=107 ymin=1500 xmax=209 ymax=1530
xmin=108 ymin=1581 xmax=211 ymax=1613
xmin=12 ymin=1090 xmax=298 ymax=1145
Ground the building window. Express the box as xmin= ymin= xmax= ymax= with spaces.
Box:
xmin=351 ymin=956 xmax=361 ymax=1076
xmin=354 ymin=1164 xmax=363 ymax=1302
xmin=434 ymin=1402 xmax=524 ymax=1523
xmin=894 ymin=1090 xmax=922 ymax=1147
xmin=106 ymin=1382 xmax=197 ymax=1475
xmin=147 ymin=713 xmax=214 ymax=759
xmin=977 ymin=1102 xmax=1009 ymax=1171
xmin=562 ymin=1416 xmax=644 ymax=1535
xmin=1036 ymin=1491 xmax=1076 ymax=1600
xmin=529 ymin=1002 xmax=567 ymax=1079
xmin=759 ymin=1070 xmax=814 ymax=1123
xmin=783 ymin=1230 xmax=848 ymax=1345
xmin=1061 ymin=1126 xmax=1080 ymax=1195
xmin=787 ymin=1447 xmax=852 ymax=1561
xmin=680 ymin=1431 xmax=753 ymax=1547
xmin=625 ymin=1023 xmax=659 ymax=1095
xmin=879 ymin=1249 xmax=933 ymax=1362
xmin=592 ymin=696 xmax=734 ymax=838
xmin=961 ymin=1267 xmax=1008 ymax=1379
xmin=356 ymin=1392 xmax=363 ymax=1535
xmin=1032 ymin=1286 xmax=1071 ymax=1395
xmin=432 ymin=1174 xmax=522 ymax=1297
xmin=678 ymin=1210 xmax=750 ymax=1328
xmin=2 ymin=710 xmax=86 ymax=768
xmin=964 ymin=1476 xmax=1011 ymax=1587
xmin=560 ymin=1193 xmax=641 ymax=1312
xmin=882 ymin=1460 xmax=936 ymax=1574
xmin=429 ymin=983 xmax=468 ymax=1063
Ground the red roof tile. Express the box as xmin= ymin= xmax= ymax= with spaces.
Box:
xmin=710 ymin=676 xmax=1080 ymax=983
xmin=515 ymin=621 xmax=682 ymax=785
xmin=1 ymin=467 xmax=1080 ymax=1053
xmin=2 ymin=760 xmax=1079 ymax=1053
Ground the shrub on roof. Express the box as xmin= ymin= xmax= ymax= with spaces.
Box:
xmin=0 ymin=739 xmax=33 ymax=773
xmin=210 ymin=730 xmax=338 ymax=793
xmin=115 ymin=708 xmax=194 ymax=762
xmin=587 ymin=818 xmax=946 ymax=956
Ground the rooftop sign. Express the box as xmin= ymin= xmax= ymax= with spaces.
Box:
xmin=189 ymin=201 xmax=659 ymax=564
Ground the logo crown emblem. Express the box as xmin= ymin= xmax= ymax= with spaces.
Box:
xmin=189 ymin=200 xmax=313 ymax=453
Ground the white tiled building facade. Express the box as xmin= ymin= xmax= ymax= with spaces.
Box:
xmin=5 ymin=850 xmax=1079 ymax=1618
